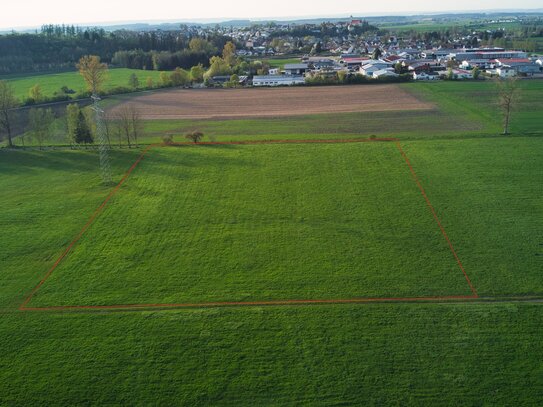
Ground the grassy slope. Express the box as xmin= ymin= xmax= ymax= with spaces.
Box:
xmin=31 ymin=143 xmax=469 ymax=307
xmin=1 ymin=68 xmax=166 ymax=102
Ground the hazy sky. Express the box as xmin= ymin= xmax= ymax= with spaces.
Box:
xmin=2 ymin=0 xmax=541 ymax=29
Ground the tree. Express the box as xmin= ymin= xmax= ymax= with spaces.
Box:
xmin=66 ymin=103 xmax=80 ymax=146
xmin=315 ymin=41 xmax=322 ymax=54
xmin=189 ymin=38 xmax=217 ymax=54
xmin=170 ymin=67 xmax=190 ymax=86
xmin=372 ymin=47 xmax=382 ymax=60
xmin=115 ymin=104 xmax=143 ymax=147
xmin=204 ymin=56 xmax=232 ymax=80
xmin=496 ymin=77 xmax=520 ymax=135
xmin=145 ymin=77 xmax=154 ymax=88
xmin=74 ymin=110 xmax=93 ymax=145
xmin=190 ymin=64 xmax=205 ymax=83
xmin=337 ymin=70 xmax=348 ymax=83
xmin=29 ymin=84 xmax=43 ymax=103
xmin=77 ymin=55 xmax=108 ymax=94
xmin=185 ymin=131 xmax=204 ymax=143
xmin=472 ymin=66 xmax=481 ymax=79
xmin=159 ymin=71 xmax=171 ymax=87
xmin=222 ymin=41 xmax=237 ymax=66
xmin=27 ymin=108 xmax=55 ymax=149
xmin=128 ymin=73 xmax=139 ymax=89
xmin=0 ymin=80 xmax=18 ymax=147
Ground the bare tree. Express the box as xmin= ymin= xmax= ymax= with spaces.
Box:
xmin=115 ymin=104 xmax=143 ymax=148
xmin=0 ymin=80 xmax=18 ymax=147
xmin=496 ymin=77 xmax=520 ymax=135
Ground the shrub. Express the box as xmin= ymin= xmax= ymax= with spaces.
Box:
xmin=162 ymin=135 xmax=174 ymax=145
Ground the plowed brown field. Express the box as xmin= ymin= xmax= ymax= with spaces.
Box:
xmin=108 ymin=84 xmax=433 ymax=120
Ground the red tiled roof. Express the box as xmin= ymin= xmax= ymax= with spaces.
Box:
xmin=496 ymin=58 xmax=531 ymax=63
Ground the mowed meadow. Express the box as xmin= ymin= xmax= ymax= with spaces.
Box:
xmin=1 ymin=80 xmax=543 ymax=405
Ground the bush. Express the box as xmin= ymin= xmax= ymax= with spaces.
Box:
xmin=162 ymin=135 xmax=174 ymax=145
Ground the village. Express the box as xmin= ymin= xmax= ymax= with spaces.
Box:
xmin=193 ymin=18 xmax=543 ymax=86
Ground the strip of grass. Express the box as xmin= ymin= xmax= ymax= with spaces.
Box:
xmin=1 ymin=304 xmax=543 ymax=405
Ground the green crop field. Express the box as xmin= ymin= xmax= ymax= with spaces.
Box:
xmin=0 ymin=68 xmax=166 ymax=102
xmin=1 ymin=78 xmax=543 ymax=404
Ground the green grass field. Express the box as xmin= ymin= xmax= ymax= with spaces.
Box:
xmin=0 ymin=68 xmax=166 ymax=102
xmin=28 ymin=142 xmax=472 ymax=308
xmin=1 ymin=78 xmax=543 ymax=404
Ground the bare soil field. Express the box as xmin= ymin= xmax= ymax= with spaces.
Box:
xmin=108 ymin=85 xmax=433 ymax=120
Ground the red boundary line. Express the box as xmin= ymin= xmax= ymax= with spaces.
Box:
xmin=395 ymin=142 xmax=478 ymax=297
xmin=19 ymin=138 xmax=477 ymax=312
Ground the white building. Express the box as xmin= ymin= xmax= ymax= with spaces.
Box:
xmin=372 ymin=69 xmax=398 ymax=78
xmin=495 ymin=67 xmax=517 ymax=78
xmin=252 ymin=75 xmax=305 ymax=87
xmin=413 ymin=72 xmax=440 ymax=80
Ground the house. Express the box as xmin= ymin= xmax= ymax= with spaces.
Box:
xmin=268 ymin=68 xmax=280 ymax=75
xmin=495 ymin=67 xmax=517 ymax=78
xmin=252 ymin=75 xmax=305 ymax=87
xmin=436 ymin=69 xmax=473 ymax=79
xmin=284 ymin=63 xmax=309 ymax=75
xmin=495 ymin=58 xmax=541 ymax=76
xmin=413 ymin=72 xmax=440 ymax=80
xmin=406 ymin=60 xmax=446 ymax=73
xmin=372 ymin=69 xmax=398 ymax=78
xmin=359 ymin=60 xmax=393 ymax=76
xmin=341 ymin=57 xmax=370 ymax=70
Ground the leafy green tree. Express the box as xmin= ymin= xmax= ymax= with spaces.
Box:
xmin=170 ymin=67 xmax=190 ymax=86
xmin=222 ymin=41 xmax=237 ymax=66
xmin=190 ymin=64 xmax=206 ymax=83
xmin=28 ymin=108 xmax=55 ymax=149
xmin=145 ymin=77 xmax=154 ymax=88
xmin=29 ymin=84 xmax=43 ymax=102
xmin=204 ymin=56 xmax=232 ymax=80
xmin=66 ymin=103 xmax=80 ymax=146
xmin=128 ymin=73 xmax=140 ymax=89
xmin=372 ymin=48 xmax=382 ymax=60
xmin=77 ymin=55 xmax=108 ymax=94
xmin=0 ymin=80 xmax=18 ymax=147
xmin=159 ymin=71 xmax=171 ymax=87
xmin=189 ymin=38 xmax=217 ymax=54
xmin=472 ymin=66 xmax=481 ymax=79
xmin=337 ymin=70 xmax=348 ymax=83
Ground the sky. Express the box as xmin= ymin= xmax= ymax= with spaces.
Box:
xmin=2 ymin=0 xmax=542 ymax=30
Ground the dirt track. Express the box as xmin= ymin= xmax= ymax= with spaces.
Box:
xmin=108 ymin=85 xmax=433 ymax=120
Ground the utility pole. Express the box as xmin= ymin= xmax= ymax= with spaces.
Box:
xmin=91 ymin=94 xmax=112 ymax=184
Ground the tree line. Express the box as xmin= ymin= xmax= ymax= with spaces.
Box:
xmin=0 ymin=26 xmax=233 ymax=74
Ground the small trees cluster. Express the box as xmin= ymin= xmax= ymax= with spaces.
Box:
xmin=66 ymin=103 xmax=93 ymax=147
xmin=27 ymin=108 xmax=55 ymax=148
